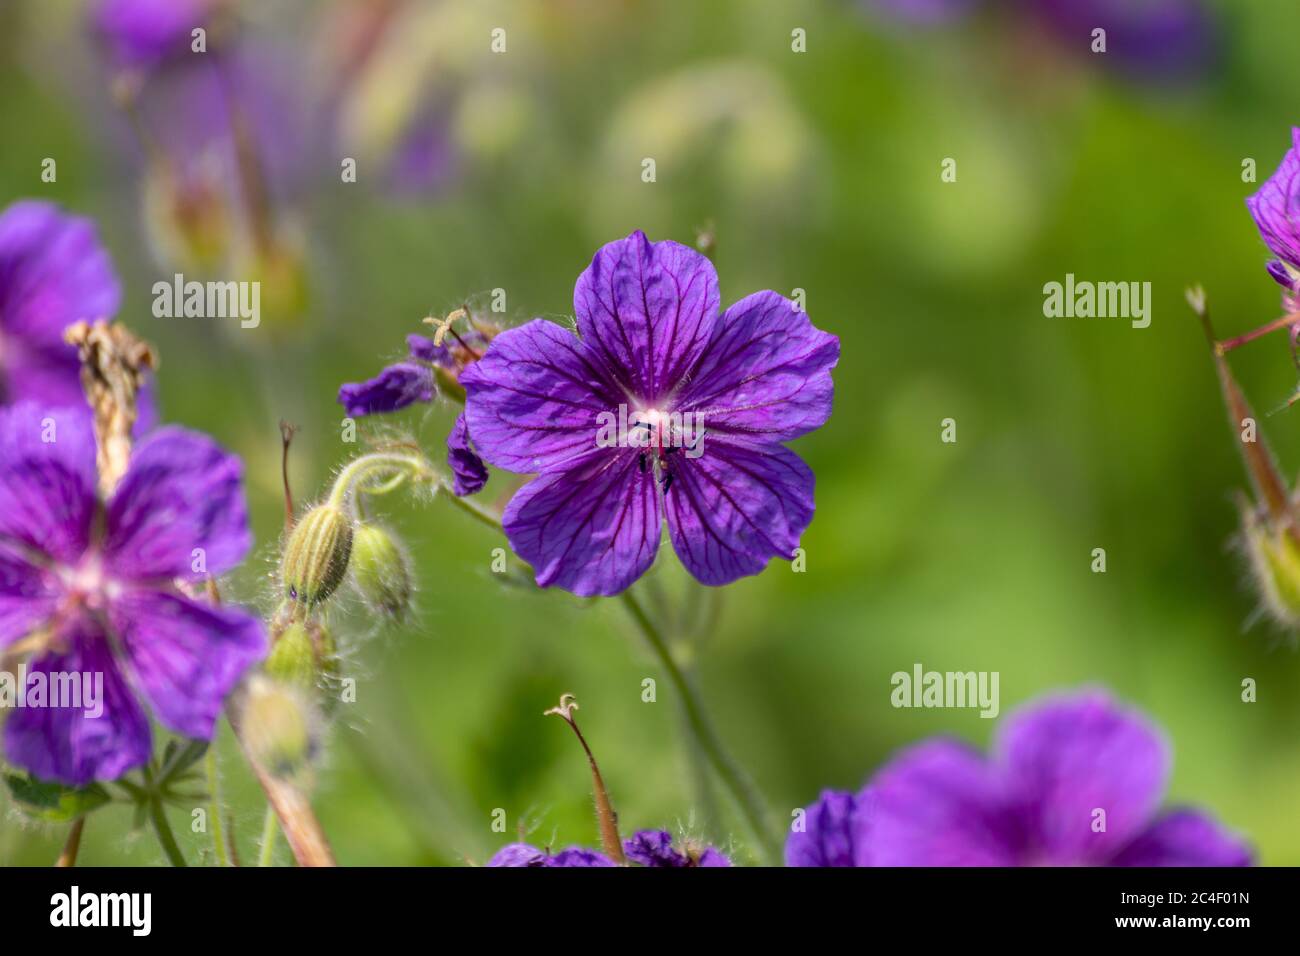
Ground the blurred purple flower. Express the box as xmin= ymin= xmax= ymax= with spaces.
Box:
xmin=460 ymin=231 xmax=839 ymax=596
xmin=1032 ymin=0 xmax=1217 ymax=81
xmin=0 ymin=403 xmax=264 ymax=785
xmin=1247 ymin=128 xmax=1300 ymax=293
xmin=0 ymin=201 xmax=155 ymax=430
xmin=0 ymin=201 xmax=119 ymax=411
xmin=788 ymin=690 xmax=1252 ymax=866
xmin=338 ymin=332 xmax=490 ymax=496
xmin=92 ymin=0 xmax=229 ymax=71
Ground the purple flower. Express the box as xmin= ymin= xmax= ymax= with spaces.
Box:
xmin=339 ymin=332 xmax=491 ymax=496
xmin=1033 ymin=0 xmax=1217 ymax=82
xmin=1247 ymin=128 xmax=1300 ymax=293
xmin=460 ymin=231 xmax=839 ymax=596
xmin=624 ymin=829 xmax=730 ymax=867
xmin=785 ymin=789 xmax=871 ymax=867
xmin=0 ymin=403 xmax=264 ymax=786
xmin=0 ymin=201 xmax=121 ymax=411
xmin=788 ymin=690 xmax=1252 ymax=867
xmin=92 ymin=0 xmax=229 ymax=71
xmin=487 ymin=843 xmax=615 ymax=867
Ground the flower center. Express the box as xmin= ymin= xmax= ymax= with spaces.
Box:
xmin=56 ymin=552 xmax=120 ymax=613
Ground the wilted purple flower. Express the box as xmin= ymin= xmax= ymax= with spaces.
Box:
xmin=92 ymin=0 xmax=231 ymax=71
xmin=487 ymin=843 xmax=615 ymax=867
xmin=624 ymin=829 xmax=731 ymax=867
xmin=460 ymin=231 xmax=839 ymax=596
xmin=0 ymin=403 xmax=264 ymax=785
xmin=339 ymin=331 xmax=490 ymax=496
xmin=1247 ymin=128 xmax=1300 ymax=294
xmin=788 ymin=690 xmax=1251 ymax=867
xmin=0 ymin=201 xmax=121 ymax=411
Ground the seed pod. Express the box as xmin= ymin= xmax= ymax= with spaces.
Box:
xmin=265 ymin=623 xmax=316 ymax=688
xmin=350 ymin=523 xmax=412 ymax=619
xmin=281 ymin=504 xmax=353 ymax=609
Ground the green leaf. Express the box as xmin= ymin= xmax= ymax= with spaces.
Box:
xmin=158 ymin=738 xmax=209 ymax=783
xmin=3 ymin=774 xmax=110 ymax=823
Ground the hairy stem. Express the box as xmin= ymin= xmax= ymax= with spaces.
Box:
xmin=205 ymin=747 xmax=231 ymax=867
xmin=619 ymin=590 xmax=780 ymax=865
xmin=148 ymin=799 xmax=187 ymax=867
xmin=55 ymin=818 xmax=85 ymax=867
xmin=258 ymin=804 xmax=279 ymax=867
xmin=438 ymin=481 xmax=779 ymax=863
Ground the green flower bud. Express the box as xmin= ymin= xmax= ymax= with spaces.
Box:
xmin=1243 ymin=505 xmax=1300 ymax=629
xmin=240 ymin=676 xmax=320 ymax=785
xmin=265 ymin=623 xmax=317 ymax=688
xmin=281 ymin=504 xmax=353 ymax=609
xmin=350 ymin=523 xmax=412 ymax=619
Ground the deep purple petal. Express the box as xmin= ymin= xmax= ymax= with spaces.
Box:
xmin=338 ymin=362 xmax=434 ymax=418
xmin=461 ymin=318 xmax=616 ymax=474
xmin=694 ymin=847 xmax=730 ymax=867
xmin=677 ymin=290 xmax=839 ymax=443
xmin=663 ymin=439 xmax=813 ymax=586
xmin=785 ymin=788 xmax=872 ymax=867
xmin=111 ymin=591 xmax=264 ymax=739
xmin=502 ymin=451 xmax=661 ymax=597
xmin=0 ymin=403 xmax=97 ymax=565
xmin=447 ymin=412 xmax=488 ymax=497
xmin=624 ymin=829 xmax=688 ymax=867
xmin=547 ymin=848 xmax=616 ymax=867
xmin=0 ymin=543 xmax=58 ymax=649
xmin=1247 ymin=129 xmax=1300 ymax=274
xmin=573 ymin=231 xmax=720 ymax=405
xmin=103 ymin=426 xmax=252 ymax=581
xmin=993 ymin=690 xmax=1170 ymax=866
xmin=3 ymin=623 xmax=151 ymax=786
xmin=868 ymin=740 xmax=1019 ymax=866
xmin=0 ymin=201 xmax=120 ymax=408
xmin=1111 ymin=809 xmax=1252 ymax=867
xmin=406 ymin=334 xmax=453 ymax=367
xmin=487 ymin=843 xmax=549 ymax=867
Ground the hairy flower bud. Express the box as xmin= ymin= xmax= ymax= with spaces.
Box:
xmin=281 ymin=504 xmax=354 ymax=609
xmin=1243 ymin=505 xmax=1300 ymax=629
xmin=350 ymin=523 xmax=412 ymax=618
xmin=240 ymin=675 xmax=320 ymax=785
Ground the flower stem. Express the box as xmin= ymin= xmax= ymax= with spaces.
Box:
xmin=258 ymin=805 xmax=279 ymax=867
xmin=205 ymin=747 xmax=231 ymax=867
xmin=439 ymin=481 xmax=780 ymax=863
xmin=619 ymin=589 xmax=780 ymax=865
xmin=326 ymin=452 xmax=434 ymax=510
xmin=55 ymin=817 xmax=85 ymax=867
xmin=148 ymin=799 xmax=187 ymax=867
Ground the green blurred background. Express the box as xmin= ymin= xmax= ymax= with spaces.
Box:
xmin=2 ymin=0 xmax=1299 ymax=865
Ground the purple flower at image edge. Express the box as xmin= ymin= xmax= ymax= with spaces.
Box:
xmin=487 ymin=844 xmax=615 ymax=867
xmin=0 ymin=403 xmax=264 ymax=786
xmin=93 ymin=0 xmax=224 ymax=71
xmin=460 ymin=231 xmax=840 ymax=596
xmin=337 ymin=333 xmax=489 ymax=496
xmin=1246 ymin=128 xmax=1300 ymax=293
xmin=787 ymin=690 xmax=1252 ymax=867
